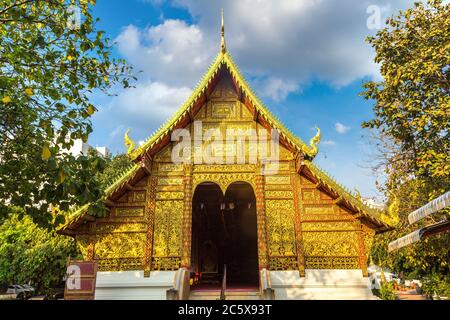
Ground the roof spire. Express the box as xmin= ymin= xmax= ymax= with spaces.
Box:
xmin=221 ymin=8 xmax=226 ymax=53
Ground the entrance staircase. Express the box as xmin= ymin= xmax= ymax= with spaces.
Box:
xmin=189 ymin=290 xmax=262 ymax=300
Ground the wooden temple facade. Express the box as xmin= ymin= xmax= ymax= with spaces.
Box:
xmin=58 ymin=15 xmax=392 ymax=299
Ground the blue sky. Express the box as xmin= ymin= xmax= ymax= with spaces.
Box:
xmin=87 ymin=0 xmax=415 ymax=200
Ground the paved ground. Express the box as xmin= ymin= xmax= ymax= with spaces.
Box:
xmin=395 ymin=289 xmax=428 ymax=300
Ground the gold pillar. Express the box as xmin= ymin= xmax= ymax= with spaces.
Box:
xmin=357 ymin=221 xmax=368 ymax=277
xmin=255 ymin=166 xmax=269 ymax=269
xmin=181 ymin=164 xmax=193 ymax=269
xmin=290 ymin=162 xmax=306 ymax=277
xmin=144 ymin=175 xmax=158 ymax=277
xmin=87 ymin=222 xmax=96 ymax=260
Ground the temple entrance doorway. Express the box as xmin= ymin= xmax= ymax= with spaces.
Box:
xmin=190 ymin=182 xmax=259 ymax=291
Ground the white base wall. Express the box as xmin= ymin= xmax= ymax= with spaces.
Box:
xmin=95 ymin=271 xmax=176 ymax=300
xmin=94 ymin=269 xmax=377 ymax=300
xmin=270 ymin=269 xmax=378 ymax=300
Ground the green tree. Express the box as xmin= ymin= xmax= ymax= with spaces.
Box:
xmin=96 ymin=153 xmax=133 ymax=189
xmin=363 ymin=0 xmax=449 ymax=277
xmin=0 ymin=207 xmax=80 ymax=294
xmin=0 ymin=0 xmax=135 ymax=226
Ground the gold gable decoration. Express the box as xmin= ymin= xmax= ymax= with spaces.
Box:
xmin=132 ymin=51 xmax=320 ymax=163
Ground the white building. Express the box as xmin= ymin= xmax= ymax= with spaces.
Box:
xmin=65 ymin=139 xmax=110 ymax=158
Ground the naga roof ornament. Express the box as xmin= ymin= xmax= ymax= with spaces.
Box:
xmin=124 ymin=129 xmax=142 ymax=159
xmin=308 ymin=126 xmax=321 ymax=157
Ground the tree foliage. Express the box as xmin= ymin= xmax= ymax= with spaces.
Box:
xmin=0 ymin=0 xmax=135 ymax=226
xmin=363 ymin=0 xmax=449 ymax=278
xmin=96 ymin=153 xmax=133 ymax=189
xmin=362 ymin=0 xmax=450 ymax=183
xmin=0 ymin=207 xmax=80 ymax=293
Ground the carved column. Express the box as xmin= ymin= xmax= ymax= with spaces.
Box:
xmin=290 ymin=162 xmax=306 ymax=277
xmin=181 ymin=164 xmax=193 ymax=269
xmin=144 ymin=175 xmax=158 ymax=277
xmin=255 ymin=166 xmax=269 ymax=270
xmin=86 ymin=240 xmax=95 ymax=261
xmin=87 ymin=222 xmax=96 ymax=260
xmin=356 ymin=221 xmax=368 ymax=277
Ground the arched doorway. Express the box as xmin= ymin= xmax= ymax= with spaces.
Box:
xmin=190 ymin=181 xmax=259 ymax=290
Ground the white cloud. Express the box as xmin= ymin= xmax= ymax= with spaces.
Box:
xmin=335 ymin=122 xmax=351 ymax=134
xmin=94 ymin=0 xmax=415 ymax=155
xmin=322 ymin=140 xmax=336 ymax=146
xmin=115 ymin=0 xmax=414 ymax=98
xmin=92 ymin=81 xmax=191 ymax=150
xmin=258 ymin=77 xmax=300 ymax=102
xmin=115 ymin=20 xmax=213 ymax=86
xmin=106 ymin=81 xmax=191 ymax=126
xmin=168 ymin=0 xmax=413 ymax=87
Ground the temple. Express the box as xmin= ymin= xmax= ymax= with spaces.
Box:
xmin=58 ymin=12 xmax=393 ymax=300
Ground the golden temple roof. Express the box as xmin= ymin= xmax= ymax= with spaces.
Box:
xmin=58 ymin=13 xmax=393 ymax=233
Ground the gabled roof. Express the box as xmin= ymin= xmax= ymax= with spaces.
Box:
xmin=59 ymin=31 xmax=393 ymax=233
xmin=129 ymin=50 xmax=320 ymax=162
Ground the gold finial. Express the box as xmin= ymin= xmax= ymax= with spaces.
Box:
xmin=309 ymin=126 xmax=321 ymax=157
xmin=221 ymin=8 xmax=226 ymax=53
xmin=124 ymin=128 xmax=136 ymax=158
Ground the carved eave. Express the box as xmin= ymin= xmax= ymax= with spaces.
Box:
xmin=58 ymin=163 xmax=146 ymax=234
xmin=300 ymin=160 xmax=393 ymax=233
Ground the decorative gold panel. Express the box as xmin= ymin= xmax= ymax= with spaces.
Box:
xmin=211 ymin=102 xmax=237 ymax=119
xmin=265 ymin=190 xmax=294 ymax=199
xmin=95 ymin=233 xmax=146 ymax=259
xmin=364 ymin=230 xmax=375 ymax=259
xmin=156 ymin=191 xmax=185 ymax=200
xmin=151 ymin=257 xmax=182 ymax=271
xmin=96 ymin=223 xmax=146 ymax=233
xmin=116 ymin=207 xmax=144 ymax=217
xmin=305 ymin=256 xmax=360 ymax=269
xmin=301 ymin=222 xmax=356 ymax=231
xmin=303 ymin=205 xmax=334 ymax=215
xmin=303 ymin=231 xmax=358 ymax=256
xmin=158 ymin=177 xmax=183 ymax=186
xmin=269 ymin=256 xmax=298 ymax=270
xmin=303 ymin=214 xmax=354 ymax=221
xmin=264 ymin=162 xmax=290 ymax=172
xmin=192 ymin=172 xmax=256 ymax=194
xmin=264 ymin=184 xmax=294 ymax=191
xmin=132 ymin=191 xmax=146 ymax=202
xmin=152 ymin=200 xmax=183 ymax=270
xmin=302 ymin=190 xmax=315 ymax=201
xmin=76 ymin=235 xmax=90 ymax=259
xmin=265 ymin=199 xmax=297 ymax=257
xmin=265 ymin=176 xmax=291 ymax=185
xmin=159 ymin=163 xmax=183 ymax=172
xmin=193 ymin=164 xmax=255 ymax=173
xmin=97 ymin=258 xmax=143 ymax=272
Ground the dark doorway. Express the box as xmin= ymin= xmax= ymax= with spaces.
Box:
xmin=190 ymin=182 xmax=259 ymax=290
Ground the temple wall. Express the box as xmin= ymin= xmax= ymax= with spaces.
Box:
xmin=95 ymin=271 xmax=176 ymax=300
xmin=74 ymin=71 xmax=376 ymax=281
xmin=263 ymin=162 xmax=298 ymax=271
xmin=298 ymin=174 xmax=371 ymax=275
xmin=270 ymin=270 xmax=376 ymax=300
xmin=75 ymin=176 xmax=150 ymax=272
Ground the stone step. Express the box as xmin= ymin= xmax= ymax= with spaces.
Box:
xmin=189 ymin=290 xmax=261 ymax=300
